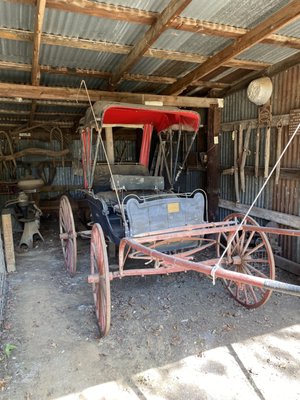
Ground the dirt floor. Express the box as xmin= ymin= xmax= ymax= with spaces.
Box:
xmin=0 ymin=219 xmax=300 ymax=400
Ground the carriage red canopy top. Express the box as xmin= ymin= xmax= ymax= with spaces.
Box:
xmin=84 ymin=101 xmax=201 ymax=133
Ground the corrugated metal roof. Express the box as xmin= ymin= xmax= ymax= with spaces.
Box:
xmin=36 ymin=105 xmax=86 ymax=114
xmin=237 ymin=44 xmax=300 ymax=64
xmin=40 ymin=73 xmax=107 ymax=90
xmin=92 ymin=0 xmax=170 ymax=12
xmin=39 ymin=44 xmax=126 ymax=71
xmin=131 ymin=57 xmax=198 ymax=78
xmin=0 ymin=1 xmax=34 ymax=30
xmin=43 ymin=9 xmax=148 ymax=45
xmin=181 ymin=0 xmax=290 ymax=28
xmin=0 ymin=102 xmax=31 ymax=112
xmin=153 ymin=30 xmax=231 ymax=56
xmin=118 ymin=80 xmax=166 ymax=94
xmin=0 ymin=69 xmax=31 ymax=84
xmin=0 ymin=39 xmax=32 ymax=64
xmin=277 ymin=19 xmax=300 ymax=38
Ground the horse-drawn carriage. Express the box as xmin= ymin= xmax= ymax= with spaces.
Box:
xmin=59 ymin=101 xmax=300 ymax=337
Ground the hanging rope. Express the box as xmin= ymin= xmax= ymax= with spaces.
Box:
xmin=76 ymin=80 xmax=126 ymax=224
xmin=211 ymin=121 xmax=300 ymax=285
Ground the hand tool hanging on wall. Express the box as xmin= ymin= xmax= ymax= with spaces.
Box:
xmin=255 ymin=126 xmax=260 ymax=178
xmin=239 ymin=123 xmax=252 ymax=192
xmin=258 ymin=103 xmax=272 ymax=179
xmin=233 ymin=129 xmax=240 ymax=203
xmin=275 ymin=120 xmax=283 ymax=185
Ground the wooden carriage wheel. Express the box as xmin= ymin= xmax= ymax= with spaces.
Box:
xmin=59 ymin=195 xmax=77 ymax=277
xmin=90 ymin=223 xmax=111 ymax=337
xmin=216 ymin=213 xmax=275 ymax=308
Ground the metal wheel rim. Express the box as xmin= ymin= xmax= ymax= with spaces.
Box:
xmin=217 ymin=213 xmax=275 ymax=308
xmin=90 ymin=223 xmax=111 ymax=337
xmin=59 ymin=195 xmax=77 ymax=277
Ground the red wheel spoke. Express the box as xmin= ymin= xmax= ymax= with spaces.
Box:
xmin=243 ymin=285 xmax=250 ymax=305
xmin=246 ymin=258 xmax=268 ymax=263
xmin=246 ymin=284 xmax=258 ymax=304
xmin=241 ymin=231 xmax=255 ymax=255
xmin=245 ymin=241 xmax=265 ymax=257
xmin=245 ymin=263 xmax=268 ymax=278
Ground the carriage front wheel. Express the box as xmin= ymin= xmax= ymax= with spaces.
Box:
xmin=216 ymin=213 xmax=275 ymax=308
xmin=90 ymin=223 xmax=111 ymax=337
xmin=59 ymin=195 xmax=77 ymax=277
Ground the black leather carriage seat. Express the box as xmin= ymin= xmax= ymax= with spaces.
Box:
xmin=126 ymin=191 xmax=206 ymax=237
xmin=93 ymin=163 xmax=150 ymax=190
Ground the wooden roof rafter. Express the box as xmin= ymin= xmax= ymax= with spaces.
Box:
xmin=163 ymin=0 xmax=300 ymax=95
xmin=0 ymin=27 xmax=271 ymax=71
xmin=7 ymin=0 xmax=300 ymax=51
xmin=0 ymin=60 xmax=230 ymax=89
xmin=109 ymin=0 xmax=193 ymax=88
xmin=29 ymin=0 xmax=46 ymax=125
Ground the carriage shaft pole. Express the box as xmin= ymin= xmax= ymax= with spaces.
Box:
xmin=118 ymin=238 xmax=300 ymax=297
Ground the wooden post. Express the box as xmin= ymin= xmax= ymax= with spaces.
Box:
xmin=0 ymin=229 xmax=5 ymax=274
xmin=1 ymin=209 xmax=16 ymax=272
xmin=105 ymin=127 xmax=115 ymax=164
xmin=207 ymin=104 xmax=221 ymax=221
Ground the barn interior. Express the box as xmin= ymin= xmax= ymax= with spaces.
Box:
xmin=0 ymin=1 xmax=300 ymax=399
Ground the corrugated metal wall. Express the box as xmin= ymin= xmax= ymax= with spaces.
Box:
xmin=220 ymin=65 xmax=300 ymax=263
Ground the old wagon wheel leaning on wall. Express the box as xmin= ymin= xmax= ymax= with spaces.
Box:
xmin=59 ymin=195 xmax=77 ymax=277
xmin=216 ymin=213 xmax=275 ymax=308
xmin=90 ymin=223 xmax=111 ymax=337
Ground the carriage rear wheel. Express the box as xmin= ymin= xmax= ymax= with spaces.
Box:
xmin=90 ymin=223 xmax=111 ymax=337
xmin=59 ymin=195 xmax=77 ymax=277
xmin=216 ymin=213 xmax=275 ymax=308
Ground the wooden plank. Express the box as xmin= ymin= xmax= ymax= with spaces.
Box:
xmin=1 ymin=210 xmax=16 ymax=273
xmin=163 ymin=0 xmax=300 ymax=95
xmin=219 ymin=199 xmax=300 ymax=230
xmin=221 ymin=114 xmax=290 ymax=131
xmin=0 ymin=61 xmax=234 ymax=88
xmin=0 ymin=230 xmax=5 ymax=274
xmin=223 ymin=51 xmax=300 ymax=96
xmin=274 ymin=255 xmax=300 ymax=276
xmin=31 ymin=0 xmax=46 ymax=85
xmin=0 ymin=83 xmax=223 ymax=108
xmin=207 ymin=105 xmax=221 ymax=221
xmin=9 ymin=0 xmax=300 ymax=50
xmin=0 ymin=27 xmax=270 ymax=71
xmin=105 ymin=127 xmax=115 ymax=164
xmin=109 ymin=0 xmax=193 ymax=87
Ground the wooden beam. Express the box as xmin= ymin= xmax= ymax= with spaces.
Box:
xmin=0 ymin=97 xmax=87 ymax=108
xmin=1 ymin=210 xmax=16 ymax=273
xmin=163 ymin=0 xmax=300 ymax=95
xmin=109 ymin=0 xmax=192 ymax=88
xmin=30 ymin=0 xmax=46 ymax=126
xmin=0 ymin=83 xmax=223 ymax=108
xmin=31 ymin=0 xmax=46 ymax=85
xmin=207 ymin=105 xmax=221 ymax=221
xmin=105 ymin=127 xmax=115 ymax=164
xmin=0 ymin=28 xmax=270 ymax=71
xmin=223 ymin=51 xmax=300 ymax=97
xmin=274 ymin=255 xmax=300 ymax=276
xmin=8 ymin=0 xmax=300 ymax=50
xmin=0 ymin=60 xmax=244 ymax=88
xmin=219 ymin=199 xmax=300 ymax=230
